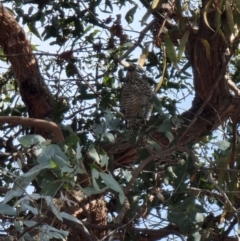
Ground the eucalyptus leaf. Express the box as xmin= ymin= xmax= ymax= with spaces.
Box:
xmin=4 ymin=164 xmax=50 ymax=203
xmin=44 ymin=196 xmax=63 ymax=221
xmin=82 ymin=187 xmax=107 ymax=195
xmin=88 ymin=147 xmax=100 ymax=163
xmin=92 ymin=168 xmax=100 ymax=190
xmin=100 ymin=173 xmax=125 ymax=204
xmin=125 ymin=5 xmax=137 ymax=24
xmin=215 ymin=140 xmax=230 ymax=151
xmin=99 ymin=153 xmax=109 ymax=167
xmin=61 ymin=212 xmax=89 ymax=234
xmin=18 ymin=135 xmax=46 ymax=148
xmin=76 ymin=142 xmax=82 ymax=161
xmin=0 ymin=203 xmax=17 ymax=216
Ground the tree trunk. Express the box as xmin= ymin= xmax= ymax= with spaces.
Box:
xmin=0 ymin=4 xmax=54 ymax=119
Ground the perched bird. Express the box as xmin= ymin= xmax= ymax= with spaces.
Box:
xmin=120 ymin=64 xmax=152 ymax=127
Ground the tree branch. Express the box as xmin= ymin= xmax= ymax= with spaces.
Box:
xmin=0 ymin=116 xmax=64 ymax=143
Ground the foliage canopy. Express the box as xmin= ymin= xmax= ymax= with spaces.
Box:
xmin=0 ymin=0 xmax=240 ymax=241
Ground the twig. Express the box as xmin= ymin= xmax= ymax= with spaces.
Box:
xmin=223 ymin=215 xmax=238 ymax=238
xmin=62 ymin=215 xmax=93 ymax=241
xmin=113 ymin=146 xmax=178 ymax=224
xmin=207 ymin=172 xmax=236 ymax=212
xmin=118 ymin=19 xmax=155 ymax=63
xmin=179 ymin=147 xmax=237 ymax=213
xmin=72 ymin=61 xmax=126 ymax=118
xmin=130 ymin=225 xmax=186 ymax=241
xmin=100 ymin=216 xmax=136 ymax=241
xmin=17 ymin=221 xmax=43 ymax=239
xmin=186 ymin=186 xmax=225 ymax=203
xmin=206 ymin=167 xmax=240 ymax=173
xmin=124 ymin=146 xmax=178 ymax=195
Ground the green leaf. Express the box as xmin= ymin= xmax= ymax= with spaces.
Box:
xmin=64 ymin=132 xmax=80 ymax=148
xmin=215 ymin=140 xmax=230 ymax=151
xmin=102 ymin=132 xmax=115 ymax=143
xmin=18 ymin=135 xmax=46 ymax=148
xmin=188 ymin=231 xmax=201 ymax=241
xmin=39 ymin=224 xmax=69 ymax=240
xmin=73 ymin=19 xmax=84 ymax=37
xmin=18 ymin=199 xmax=38 ymax=215
xmin=88 ymin=147 xmax=100 ymax=163
xmin=4 ymin=164 xmax=50 ymax=203
xmin=23 ymin=163 xmax=50 ymax=178
xmin=99 ymin=153 xmax=109 ymax=167
xmin=44 ymin=196 xmax=62 ymax=221
xmin=35 ymin=146 xmax=54 ymax=164
xmin=203 ymin=0 xmax=215 ymax=32
xmin=65 ymin=63 xmax=77 ymax=77
xmin=61 ymin=166 xmax=74 ymax=174
xmin=178 ymin=30 xmax=189 ymax=60
xmin=147 ymin=139 xmax=162 ymax=152
xmin=0 ymin=203 xmax=17 ymax=216
xmin=167 ymin=166 xmax=177 ymax=178
xmin=35 ymin=144 xmax=69 ymax=168
xmin=61 ymin=212 xmax=90 ymax=234
xmin=164 ymin=34 xmax=177 ymax=64
xmin=151 ymin=95 xmax=164 ymax=114
xmin=165 ymin=131 xmax=174 ymax=143
xmin=102 ymin=75 xmax=114 ymax=87
xmin=104 ymin=109 xmax=114 ymax=123
xmin=28 ymin=22 xmax=41 ymax=40
xmin=28 ymin=6 xmax=34 ymax=15
xmin=82 ymin=187 xmax=107 ymax=195
xmin=125 ymin=5 xmax=138 ymax=24
xmin=76 ymin=142 xmax=82 ymax=161
xmin=105 ymin=0 xmax=113 ymax=12
xmin=122 ymin=170 xmax=132 ymax=182
xmin=85 ymin=30 xmax=100 ymax=43
xmin=192 ymin=212 xmax=204 ymax=228
xmin=92 ymin=168 xmax=100 ymax=190
xmin=92 ymin=123 xmax=105 ymax=136
xmin=51 ymin=145 xmax=69 ymax=167
xmin=158 ymin=119 xmax=171 ymax=132
xmin=40 ymin=177 xmax=62 ymax=197
xmin=100 ymin=173 xmax=125 ymax=204
xmin=24 ymin=220 xmax=37 ymax=227
xmin=84 ymin=25 xmax=93 ymax=34
xmin=14 ymin=220 xmax=24 ymax=232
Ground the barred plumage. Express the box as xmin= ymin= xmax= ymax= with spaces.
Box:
xmin=120 ymin=65 xmax=152 ymax=127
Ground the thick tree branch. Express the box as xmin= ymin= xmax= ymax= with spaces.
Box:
xmin=0 ymin=116 xmax=64 ymax=142
xmin=0 ymin=4 xmax=54 ymax=119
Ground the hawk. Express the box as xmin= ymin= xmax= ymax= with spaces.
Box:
xmin=120 ymin=65 xmax=152 ymax=127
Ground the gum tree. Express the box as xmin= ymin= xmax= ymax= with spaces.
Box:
xmin=0 ymin=0 xmax=240 ymax=240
